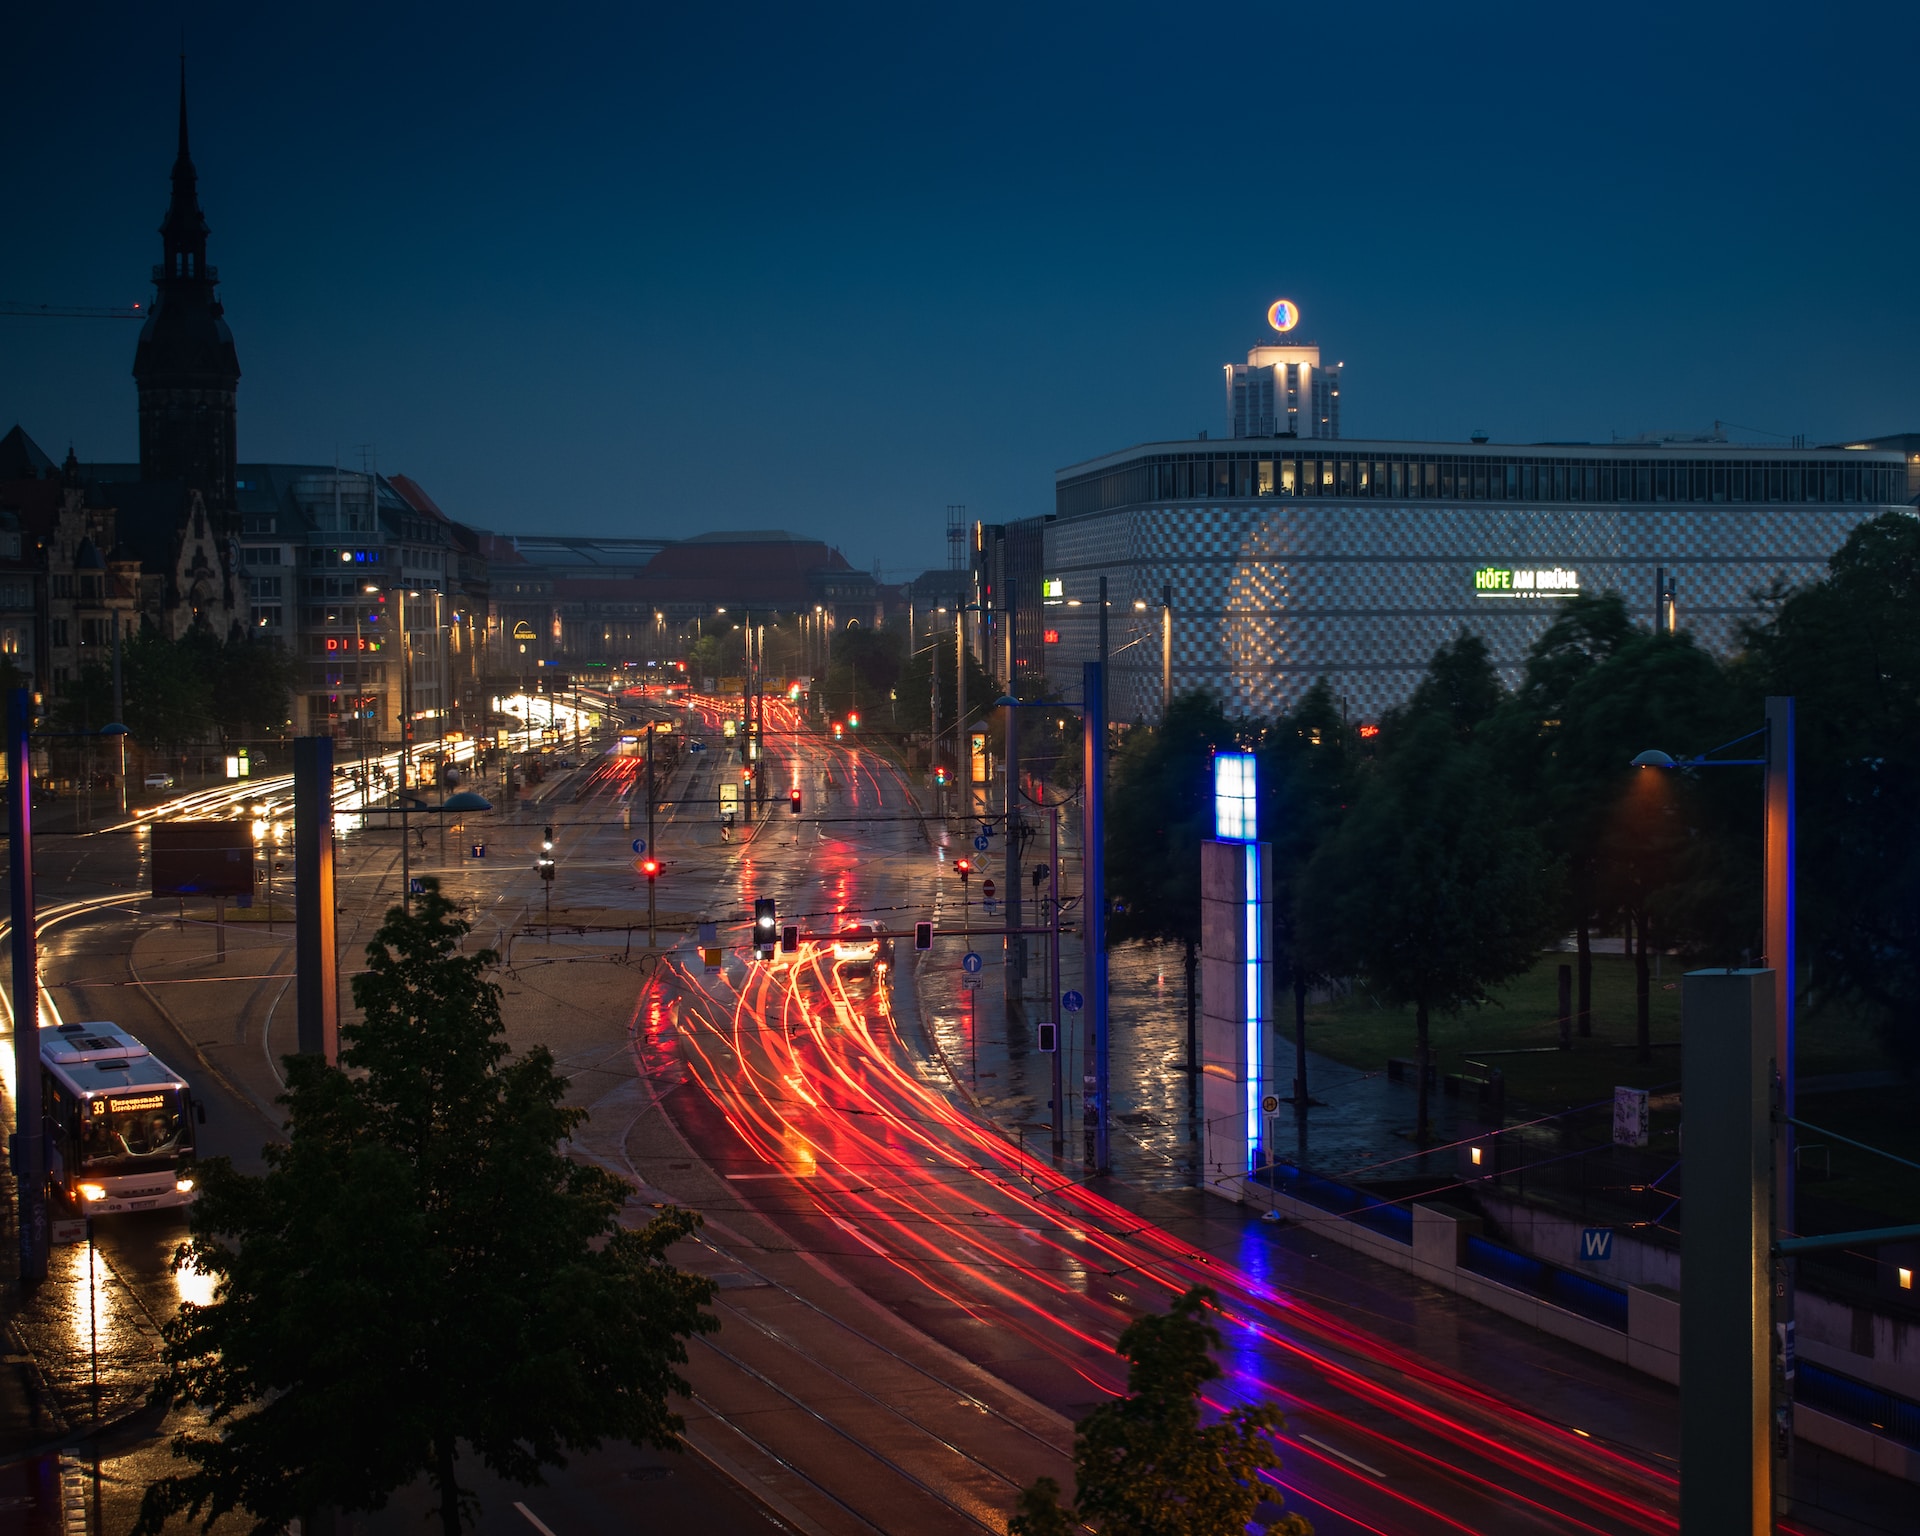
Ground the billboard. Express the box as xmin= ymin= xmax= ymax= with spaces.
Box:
xmin=151 ymin=821 xmax=255 ymax=898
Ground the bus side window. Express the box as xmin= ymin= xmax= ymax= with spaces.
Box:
xmin=193 ymin=1099 xmax=206 ymax=1125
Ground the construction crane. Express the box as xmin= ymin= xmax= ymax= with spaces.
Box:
xmin=0 ymin=301 xmax=144 ymax=320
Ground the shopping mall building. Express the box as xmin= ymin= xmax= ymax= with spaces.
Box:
xmin=1001 ymin=305 xmax=1919 ymax=721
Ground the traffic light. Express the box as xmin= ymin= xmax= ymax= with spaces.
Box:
xmin=1037 ymin=1021 xmax=1057 ymax=1053
xmin=789 ymin=789 xmax=802 ymax=815
xmin=780 ymin=924 xmax=798 ymax=954
xmin=543 ymin=825 xmax=554 ymax=851
xmin=847 ymin=711 xmax=860 ymax=729
xmin=640 ymin=858 xmax=661 ymax=882
xmin=914 ymin=921 xmax=932 ymax=951
xmin=954 ymin=858 xmax=971 ymax=887
xmin=934 ymin=765 xmax=948 ymax=786
xmin=754 ymin=897 xmax=777 ymax=956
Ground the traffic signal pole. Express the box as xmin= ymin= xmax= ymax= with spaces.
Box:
xmin=1050 ymin=805 xmax=1063 ymax=1157
xmin=1082 ymin=660 xmax=1109 ymax=1173
xmin=1003 ymin=578 xmax=1023 ymax=1008
xmin=647 ymin=723 xmax=657 ymax=948
xmin=8 ymin=687 xmax=46 ymax=1283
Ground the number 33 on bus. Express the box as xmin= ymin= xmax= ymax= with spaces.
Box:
xmin=39 ymin=1021 xmax=204 ymax=1214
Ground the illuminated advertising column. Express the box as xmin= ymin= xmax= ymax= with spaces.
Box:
xmin=1199 ymin=753 xmax=1273 ymax=1196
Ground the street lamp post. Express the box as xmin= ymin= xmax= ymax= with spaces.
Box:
xmin=8 ymin=693 xmax=127 ymax=1284
xmin=1633 ymin=693 xmax=1797 ymax=1505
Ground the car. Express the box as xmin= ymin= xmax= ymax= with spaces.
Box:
xmin=554 ymin=757 xmax=577 ymax=769
xmin=143 ymin=771 xmax=176 ymax=791
xmin=687 ymin=739 xmax=706 ymax=752
xmin=832 ymin=922 xmax=893 ymax=974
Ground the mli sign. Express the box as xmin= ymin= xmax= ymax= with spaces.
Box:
xmin=1474 ymin=565 xmax=1581 ymax=598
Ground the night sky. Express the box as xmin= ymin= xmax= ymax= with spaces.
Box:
xmin=4 ymin=2 xmax=1916 ymax=574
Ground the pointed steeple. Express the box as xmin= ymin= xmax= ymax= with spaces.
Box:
xmin=134 ymin=53 xmax=239 ymax=514
xmin=159 ymin=53 xmax=209 ymax=274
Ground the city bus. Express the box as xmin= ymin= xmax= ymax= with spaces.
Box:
xmin=40 ymin=1020 xmax=202 ymax=1215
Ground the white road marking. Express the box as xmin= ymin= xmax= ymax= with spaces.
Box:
xmin=514 ymin=1501 xmax=560 ymax=1536
xmin=1298 ymin=1433 xmax=1386 ymax=1478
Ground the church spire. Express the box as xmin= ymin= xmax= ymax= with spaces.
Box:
xmin=160 ymin=53 xmax=208 ymax=274
xmin=134 ymin=53 xmax=240 ymax=513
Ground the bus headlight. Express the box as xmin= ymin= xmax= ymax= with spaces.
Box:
xmin=78 ymin=1183 xmax=106 ymax=1202
xmin=175 ymin=1177 xmax=195 ymax=1194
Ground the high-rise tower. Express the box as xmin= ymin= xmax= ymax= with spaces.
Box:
xmin=132 ymin=58 xmax=240 ymax=514
xmin=1224 ymin=299 xmax=1340 ymax=439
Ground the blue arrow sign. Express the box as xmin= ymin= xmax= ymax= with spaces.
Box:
xmin=631 ymin=837 xmax=647 ymax=854
xmin=974 ymin=835 xmax=990 ymax=851
xmin=962 ymin=951 xmax=983 ymax=974
xmin=1062 ymin=990 xmax=1084 ymax=1013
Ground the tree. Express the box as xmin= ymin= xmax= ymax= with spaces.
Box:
xmin=1556 ymin=632 xmax=1748 ymax=1060
xmin=136 ymin=881 xmax=718 ymax=1536
xmin=1741 ymin=511 xmax=1920 ymax=1070
xmin=1258 ymin=680 xmax=1357 ymax=1109
xmin=1303 ymin=639 xmax=1559 ymax=1141
xmin=820 ymin=624 xmax=904 ymax=723
xmin=1106 ymin=691 xmax=1239 ymax=1080
xmin=1485 ymin=592 xmax=1637 ymax=1037
xmin=1009 ymin=1287 xmax=1310 ymax=1536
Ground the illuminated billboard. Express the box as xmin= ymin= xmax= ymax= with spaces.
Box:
xmin=1473 ymin=566 xmax=1580 ymax=598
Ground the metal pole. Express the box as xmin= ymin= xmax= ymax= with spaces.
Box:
xmin=1050 ymin=804 xmax=1062 ymax=1157
xmin=1680 ymin=966 xmax=1773 ymax=1533
xmin=647 ymin=722 xmax=656 ymax=948
xmin=1003 ymin=578 xmax=1022 ymax=1001
xmin=1082 ymin=660 xmax=1109 ymax=1173
xmin=1097 ymin=576 xmax=1109 ymax=721
xmin=1765 ymin=694 xmax=1797 ymax=1492
xmin=955 ymin=598 xmax=968 ymax=820
xmin=9 ymin=687 xmax=47 ymax=1283
xmin=294 ymin=736 xmax=339 ymax=1063
xmin=1161 ymin=582 xmax=1172 ymax=718
xmin=111 ymin=613 xmax=126 ymax=817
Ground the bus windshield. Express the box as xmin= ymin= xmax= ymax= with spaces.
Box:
xmin=81 ymin=1087 xmax=191 ymax=1169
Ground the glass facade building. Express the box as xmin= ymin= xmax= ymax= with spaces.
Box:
xmin=1033 ymin=438 xmax=1912 ymax=722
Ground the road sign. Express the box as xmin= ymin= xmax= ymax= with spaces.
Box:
xmin=960 ymin=976 xmax=979 ymax=991
xmin=974 ymin=835 xmax=990 ymax=851
xmin=1260 ymin=1094 xmax=1281 ymax=1115
xmin=1062 ymin=990 xmax=1084 ymax=1013
xmin=471 ymin=843 xmax=486 ymax=859
xmin=982 ymin=899 xmax=997 ymax=916
xmin=962 ymin=951 xmax=983 ymax=974
xmin=631 ymin=837 xmax=647 ymax=855
xmin=409 ymin=878 xmax=424 ymax=895
xmin=1580 ymin=1228 xmax=1614 ymax=1261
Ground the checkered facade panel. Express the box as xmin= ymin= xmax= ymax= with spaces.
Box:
xmin=1039 ymin=498 xmax=1880 ymax=722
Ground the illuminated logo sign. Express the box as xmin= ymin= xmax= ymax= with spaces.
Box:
xmin=1042 ymin=577 xmax=1064 ymax=600
xmin=1213 ymin=753 xmax=1257 ymax=842
xmin=1266 ymin=298 xmax=1300 ymax=333
xmin=1042 ymin=628 xmax=1060 ymax=644
xmin=1473 ymin=566 xmax=1580 ymax=598
xmin=512 ymin=621 xmax=537 ymax=640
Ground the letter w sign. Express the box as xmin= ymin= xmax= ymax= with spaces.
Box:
xmin=1581 ymin=1228 xmax=1613 ymax=1261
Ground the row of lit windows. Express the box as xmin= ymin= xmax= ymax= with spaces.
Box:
xmin=1061 ymin=454 xmax=1906 ymax=518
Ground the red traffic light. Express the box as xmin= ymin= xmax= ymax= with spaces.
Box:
xmin=789 ymin=789 xmax=802 ymax=814
xmin=847 ymin=712 xmax=860 ymax=728
xmin=954 ymin=858 xmax=972 ymax=879
xmin=640 ymin=858 xmax=661 ymax=880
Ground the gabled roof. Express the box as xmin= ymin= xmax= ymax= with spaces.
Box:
xmin=0 ymin=426 xmax=56 ymax=481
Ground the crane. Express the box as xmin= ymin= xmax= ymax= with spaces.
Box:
xmin=0 ymin=301 xmax=144 ymax=320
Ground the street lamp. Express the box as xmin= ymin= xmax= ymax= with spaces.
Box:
xmin=1633 ymin=695 xmax=1795 ymax=1479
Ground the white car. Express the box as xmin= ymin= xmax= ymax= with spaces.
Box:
xmin=832 ymin=922 xmax=893 ymax=973
xmin=143 ymin=772 xmax=175 ymax=791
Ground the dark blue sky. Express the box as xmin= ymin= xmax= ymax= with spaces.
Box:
xmin=5 ymin=2 xmax=1916 ymax=575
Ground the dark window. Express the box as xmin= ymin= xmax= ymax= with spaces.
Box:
xmin=1423 ymin=461 xmax=1438 ymax=496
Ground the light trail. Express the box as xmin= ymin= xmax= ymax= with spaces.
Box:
xmin=650 ymin=909 xmax=1699 ymax=1535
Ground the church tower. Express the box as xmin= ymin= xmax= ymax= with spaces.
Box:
xmin=132 ymin=58 xmax=240 ymax=516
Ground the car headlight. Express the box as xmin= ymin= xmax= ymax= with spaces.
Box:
xmin=175 ymin=1177 xmax=195 ymax=1194
xmin=78 ymin=1183 xmax=106 ymax=1202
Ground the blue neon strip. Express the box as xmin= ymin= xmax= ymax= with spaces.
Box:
xmin=1246 ymin=841 xmax=1261 ymax=1167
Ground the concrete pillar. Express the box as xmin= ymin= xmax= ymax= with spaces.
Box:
xmin=1199 ymin=837 xmax=1271 ymax=1192
xmin=1680 ymin=967 xmax=1773 ymax=1535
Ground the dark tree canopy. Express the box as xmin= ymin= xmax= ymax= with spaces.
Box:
xmin=1009 ymin=1287 xmax=1311 ymax=1536
xmin=136 ymin=882 xmax=718 ymax=1536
